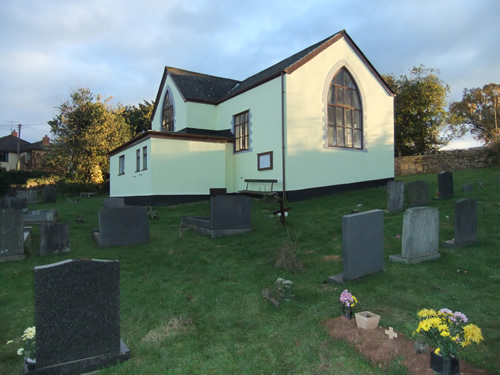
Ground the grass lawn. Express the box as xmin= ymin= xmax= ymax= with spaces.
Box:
xmin=1 ymin=167 xmax=499 ymax=374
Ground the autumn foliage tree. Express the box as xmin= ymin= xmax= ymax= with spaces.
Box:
xmin=384 ymin=66 xmax=449 ymax=156
xmin=448 ymin=83 xmax=500 ymax=145
xmin=47 ymin=88 xmax=132 ymax=183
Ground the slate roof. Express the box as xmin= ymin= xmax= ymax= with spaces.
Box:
xmin=152 ymin=29 xmax=394 ymax=120
xmin=0 ymin=135 xmax=31 ymax=152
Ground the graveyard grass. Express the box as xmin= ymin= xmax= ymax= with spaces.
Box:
xmin=1 ymin=167 xmax=499 ymax=374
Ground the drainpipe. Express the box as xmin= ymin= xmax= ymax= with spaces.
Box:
xmin=281 ymin=72 xmax=287 ymax=202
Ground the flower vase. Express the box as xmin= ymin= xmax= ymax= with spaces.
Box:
xmin=25 ymin=357 xmax=36 ymax=371
xmin=342 ymin=306 xmax=353 ymax=320
xmin=430 ymin=352 xmax=460 ymax=375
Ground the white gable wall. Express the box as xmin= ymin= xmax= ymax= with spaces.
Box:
xmin=285 ymin=38 xmax=394 ymax=191
xmin=217 ymin=77 xmax=284 ymax=193
xmin=151 ymin=77 xmax=188 ymax=132
xmin=110 ymin=138 xmax=152 ymax=197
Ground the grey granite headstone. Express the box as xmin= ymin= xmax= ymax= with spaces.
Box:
xmin=461 ymin=183 xmax=473 ymax=193
xmin=406 ymin=180 xmax=430 ymax=207
xmin=96 ymin=206 xmax=150 ymax=247
xmin=1 ymin=197 xmax=28 ymax=210
xmin=328 ymin=209 xmax=384 ymax=283
xmin=23 ymin=209 xmax=58 ymax=225
xmin=443 ymin=198 xmax=478 ymax=248
xmin=387 ymin=180 xmax=404 ymax=212
xmin=438 ymin=171 xmax=454 ymax=199
xmin=17 ymin=190 xmax=38 ymax=204
xmin=32 ymin=259 xmax=130 ymax=374
xmin=390 ymin=207 xmax=440 ymax=264
xmin=41 ymin=185 xmax=57 ymax=204
xmin=39 ymin=223 xmax=70 ymax=255
xmin=0 ymin=209 xmax=25 ymax=262
xmin=181 ymin=195 xmax=252 ymax=238
xmin=103 ymin=198 xmax=125 ymax=209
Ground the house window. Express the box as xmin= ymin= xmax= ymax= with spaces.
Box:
xmin=234 ymin=110 xmax=250 ymax=152
xmin=162 ymin=91 xmax=174 ymax=132
xmin=0 ymin=152 xmax=8 ymax=162
xmin=327 ymin=67 xmax=363 ymax=149
xmin=118 ymin=155 xmax=125 ymax=175
xmin=142 ymin=146 xmax=147 ymax=170
xmin=136 ymin=149 xmax=141 ymax=172
xmin=258 ymin=151 xmax=273 ymax=171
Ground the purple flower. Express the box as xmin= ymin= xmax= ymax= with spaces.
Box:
xmin=451 ymin=311 xmax=468 ymax=323
xmin=396 ymin=234 xmax=401 ymax=240
xmin=439 ymin=308 xmax=452 ymax=314
xmin=339 ymin=289 xmax=353 ymax=306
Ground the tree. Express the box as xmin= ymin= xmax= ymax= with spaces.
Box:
xmin=383 ymin=66 xmax=450 ymax=156
xmin=47 ymin=88 xmax=132 ymax=183
xmin=448 ymin=83 xmax=500 ymax=144
xmin=122 ymin=100 xmax=154 ymax=136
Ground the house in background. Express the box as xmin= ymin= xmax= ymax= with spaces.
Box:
xmin=110 ymin=29 xmax=395 ymax=205
xmin=0 ymin=131 xmax=50 ymax=171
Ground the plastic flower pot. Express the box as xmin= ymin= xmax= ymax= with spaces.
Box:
xmin=354 ymin=311 xmax=380 ymax=330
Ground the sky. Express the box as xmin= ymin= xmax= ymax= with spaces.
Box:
xmin=0 ymin=0 xmax=498 ymax=148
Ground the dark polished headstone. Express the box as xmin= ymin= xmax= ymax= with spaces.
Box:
xmin=31 ymin=259 xmax=129 ymax=374
xmin=443 ymin=198 xmax=478 ymax=248
xmin=39 ymin=223 xmax=70 ymax=255
xmin=438 ymin=171 xmax=454 ymax=199
xmin=96 ymin=206 xmax=150 ymax=247
xmin=103 ymin=198 xmax=125 ymax=209
xmin=386 ymin=180 xmax=404 ymax=212
xmin=406 ymin=180 xmax=430 ymax=207
xmin=41 ymin=185 xmax=57 ymax=204
xmin=328 ymin=209 xmax=384 ymax=283
xmin=0 ymin=209 xmax=25 ymax=262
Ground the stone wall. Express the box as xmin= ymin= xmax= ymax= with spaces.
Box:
xmin=395 ymin=147 xmax=498 ymax=176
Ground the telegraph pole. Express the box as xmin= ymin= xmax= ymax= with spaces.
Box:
xmin=16 ymin=123 xmax=21 ymax=170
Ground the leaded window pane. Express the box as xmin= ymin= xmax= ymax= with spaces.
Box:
xmin=336 ymin=108 xmax=343 ymax=127
xmin=353 ymin=129 xmax=362 ymax=148
xmin=337 ymin=127 xmax=345 ymax=147
xmin=328 ymin=126 xmax=336 ymax=146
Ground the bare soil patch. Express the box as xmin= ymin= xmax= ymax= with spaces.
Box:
xmin=324 ymin=317 xmax=490 ymax=375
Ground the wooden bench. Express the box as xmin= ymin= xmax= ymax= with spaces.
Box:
xmin=240 ymin=179 xmax=278 ymax=198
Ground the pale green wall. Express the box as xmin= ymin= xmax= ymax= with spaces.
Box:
xmin=217 ymin=77 xmax=284 ymax=193
xmin=186 ymin=102 xmax=217 ymax=130
xmin=285 ymin=38 xmax=394 ymax=191
xmin=150 ymin=137 xmax=226 ymax=195
xmin=110 ymin=139 xmax=152 ymax=197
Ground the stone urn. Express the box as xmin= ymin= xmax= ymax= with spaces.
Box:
xmin=354 ymin=311 xmax=380 ymax=330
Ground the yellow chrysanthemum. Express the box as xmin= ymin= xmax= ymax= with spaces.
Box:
xmin=463 ymin=324 xmax=483 ymax=344
xmin=434 ymin=348 xmax=441 ymax=355
xmin=418 ymin=320 xmax=432 ymax=332
xmin=437 ymin=324 xmax=448 ymax=332
xmin=440 ymin=330 xmax=450 ymax=337
xmin=418 ymin=309 xmax=437 ymax=318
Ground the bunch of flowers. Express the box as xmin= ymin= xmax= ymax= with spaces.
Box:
xmin=6 ymin=326 xmax=36 ymax=360
xmin=275 ymin=277 xmax=294 ymax=301
xmin=415 ymin=308 xmax=483 ymax=358
xmin=339 ymin=289 xmax=358 ymax=318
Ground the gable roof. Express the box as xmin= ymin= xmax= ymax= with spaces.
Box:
xmin=151 ymin=30 xmax=394 ymax=119
xmin=0 ymin=135 xmax=31 ymax=153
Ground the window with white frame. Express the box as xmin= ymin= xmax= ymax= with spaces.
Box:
xmin=118 ymin=155 xmax=125 ymax=175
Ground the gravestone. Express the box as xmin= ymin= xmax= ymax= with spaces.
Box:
xmin=405 ymin=180 xmax=429 ymax=207
xmin=96 ymin=206 xmax=150 ymax=247
xmin=443 ymin=198 xmax=478 ymax=248
xmin=0 ymin=209 xmax=25 ymax=262
xmin=462 ymin=183 xmax=473 ymax=193
xmin=103 ymin=198 xmax=125 ymax=209
xmin=1 ymin=197 xmax=28 ymax=210
xmin=17 ymin=190 xmax=38 ymax=204
xmin=390 ymin=207 xmax=440 ymax=264
xmin=437 ymin=171 xmax=454 ymax=199
xmin=41 ymin=185 xmax=57 ymax=203
xmin=181 ymin=195 xmax=251 ymax=238
xmin=39 ymin=223 xmax=70 ymax=255
xmin=23 ymin=209 xmax=58 ymax=225
xmin=386 ymin=180 xmax=404 ymax=212
xmin=328 ymin=209 xmax=384 ymax=283
xmin=32 ymin=259 xmax=130 ymax=374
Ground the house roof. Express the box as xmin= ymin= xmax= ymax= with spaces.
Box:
xmin=151 ymin=29 xmax=394 ymax=118
xmin=0 ymin=135 xmax=31 ymax=153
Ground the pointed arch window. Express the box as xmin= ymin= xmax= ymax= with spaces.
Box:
xmin=162 ymin=91 xmax=174 ymax=132
xmin=327 ymin=67 xmax=363 ymax=149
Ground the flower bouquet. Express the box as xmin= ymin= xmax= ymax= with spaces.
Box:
xmin=415 ymin=308 xmax=483 ymax=374
xmin=339 ymin=289 xmax=357 ymax=320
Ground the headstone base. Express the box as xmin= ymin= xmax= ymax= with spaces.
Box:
xmin=442 ymin=239 xmax=479 ymax=248
xmin=327 ymin=273 xmax=345 ymax=284
xmin=389 ymin=253 xmax=441 ymax=264
xmin=181 ymin=216 xmax=251 ymax=238
xmin=0 ymin=254 xmax=25 ymax=262
xmin=24 ymin=338 xmax=130 ymax=375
